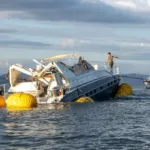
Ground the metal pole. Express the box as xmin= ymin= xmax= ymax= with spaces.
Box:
xmin=3 ymin=84 xmax=5 ymax=94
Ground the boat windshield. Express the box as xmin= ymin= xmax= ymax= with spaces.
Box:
xmin=59 ymin=57 xmax=94 ymax=74
xmin=41 ymin=54 xmax=94 ymax=74
xmin=59 ymin=57 xmax=79 ymax=66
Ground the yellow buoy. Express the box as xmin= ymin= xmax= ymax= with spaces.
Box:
xmin=75 ymin=97 xmax=94 ymax=103
xmin=6 ymin=93 xmax=37 ymax=109
xmin=0 ymin=96 xmax=6 ymax=108
xmin=115 ymin=83 xmax=132 ymax=98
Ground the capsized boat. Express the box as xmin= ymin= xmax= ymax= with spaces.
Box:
xmin=7 ymin=54 xmax=121 ymax=103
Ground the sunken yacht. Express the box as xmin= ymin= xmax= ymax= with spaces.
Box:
xmin=7 ymin=54 xmax=121 ymax=103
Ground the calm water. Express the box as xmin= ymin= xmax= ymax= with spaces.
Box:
xmin=1 ymin=78 xmax=150 ymax=150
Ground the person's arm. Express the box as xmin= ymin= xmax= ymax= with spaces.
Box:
xmin=112 ymin=56 xmax=119 ymax=58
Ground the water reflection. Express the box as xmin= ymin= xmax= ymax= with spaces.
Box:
xmin=38 ymin=103 xmax=70 ymax=110
xmin=1 ymin=91 xmax=150 ymax=149
xmin=2 ymin=105 xmax=66 ymax=135
xmin=1 ymin=103 xmax=70 ymax=138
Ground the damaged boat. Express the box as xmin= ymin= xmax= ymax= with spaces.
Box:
xmin=7 ymin=54 xmax=121 ymax=103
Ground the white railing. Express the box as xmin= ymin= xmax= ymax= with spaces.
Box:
xmin=93 ymin=63 xmax=120 ymax=75
xmin=104 ymin=63 xmax=120 ymax=75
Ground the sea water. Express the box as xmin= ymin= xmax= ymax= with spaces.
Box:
xmin=0 ymin=77 xmax=150 ymax=150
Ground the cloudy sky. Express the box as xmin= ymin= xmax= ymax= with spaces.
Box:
xmin=0 ymin=0 xmax=150 ymax=74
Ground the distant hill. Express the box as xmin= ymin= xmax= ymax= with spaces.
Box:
xmin=121 ymin=73 xmax=148 ymax=89
xmin=122 ymin=73 xmax=149 ymax=80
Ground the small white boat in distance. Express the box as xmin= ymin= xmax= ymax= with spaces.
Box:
xmin=7 ymin=54 xmax=121 ymax=103
xmin=144 ymin=76 xmax=150 ymax=89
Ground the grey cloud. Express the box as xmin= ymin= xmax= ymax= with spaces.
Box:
xmin=0 ymin=35 xmax=10 ymax=39
xmin=0 ymin=40 xmax=52 ymax=48
xmin=0 ymin=29 xmax=18 ymax=33
xmin=0 ymin=0 xmax=149 ymax=23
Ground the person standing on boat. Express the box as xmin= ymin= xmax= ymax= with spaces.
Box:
xmin=106 ymin=52 xmax=119 ymax=72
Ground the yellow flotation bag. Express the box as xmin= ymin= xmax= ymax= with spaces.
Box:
xmin=0 ymin=96 xmax=6 ymax=108
xmin=115 ymin=83 xmax=132 ymax=98
xmin=75 ymin=97 xmax=94 ymax=103
xmin=6 ymin=93 xmax=37 ymax=110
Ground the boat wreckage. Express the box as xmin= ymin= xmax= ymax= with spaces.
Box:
xmin=7 ymin=54 xmax=121 ymax=104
